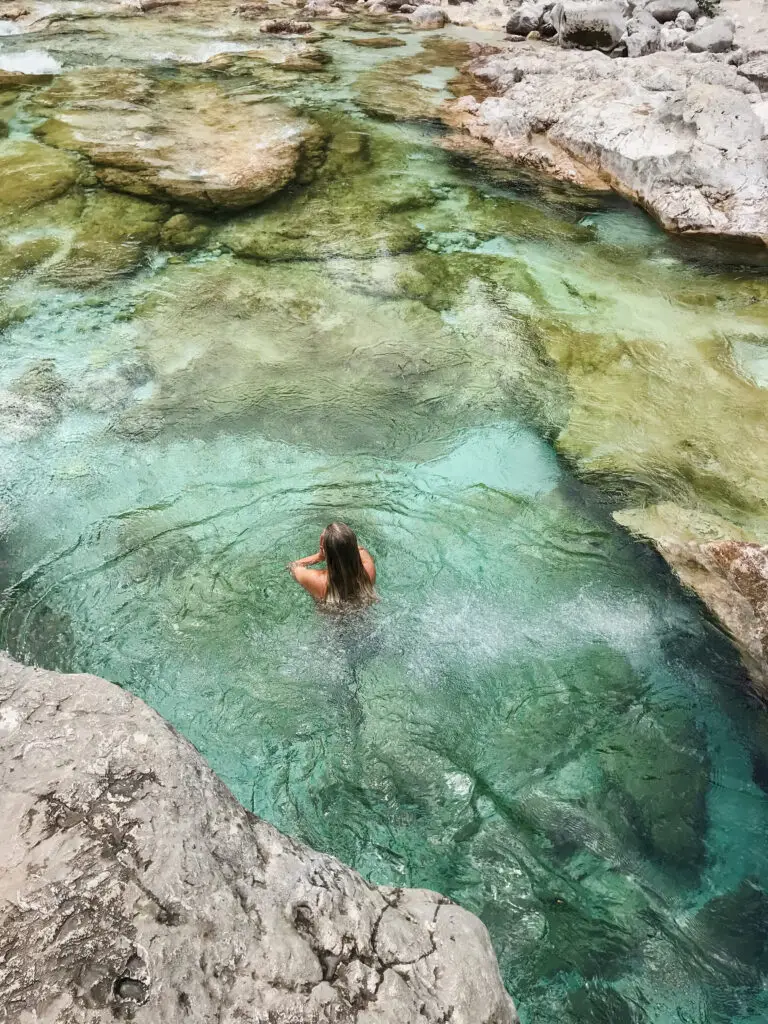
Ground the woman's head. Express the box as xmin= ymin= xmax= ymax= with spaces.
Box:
xmin=321 ymin=522 xmax=375 ymax=608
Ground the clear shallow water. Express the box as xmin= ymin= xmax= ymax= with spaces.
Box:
xmin=3 ymin=14 xmax=768 ymax=1023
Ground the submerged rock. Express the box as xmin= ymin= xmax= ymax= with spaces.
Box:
xmin=349 ymin=33 xmax=407 ymax=45
xmin=689 ymin=879 xmax=768 ymax=984
xmin=0 ymin=139 xmax=82 ymax=218
xmin=0 ymin=390 xmax=59 ymax=440
xmin=454 ymin=45 xmax=768 ymax=240
xmin=44 ymin=191 xmax=166 ymax=285
xmin=34 ymin=70 xmax=326 ymax=210
xmin=599 ymin=705 xmax=709 ymax=870
xmin=615 ymin=504 xmax=768 ymax=698
xmin=12 ymin=357 xmax=66 ymax=407
xmin=0 ymin=654 xmax=518 ymax=1023
xmin=355 ymin=36 xmax=476 ymax=121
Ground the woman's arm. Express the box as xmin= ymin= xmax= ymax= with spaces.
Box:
xmin=290 ymin=552 xmax=323 ymax=568
xmin=288 ymin=553 xmax=327 ymax=600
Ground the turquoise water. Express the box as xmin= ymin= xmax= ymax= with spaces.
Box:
xmin=2 ymin=14 xmax=768 ymax=1023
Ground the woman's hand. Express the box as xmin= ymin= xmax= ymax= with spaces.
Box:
xmin=289 ymin=552 xmax=323 ymax=570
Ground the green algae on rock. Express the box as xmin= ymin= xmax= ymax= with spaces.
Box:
xmin=217 ymin=114 xmax=439 ymax=259
xmin=0 ymin=139 xmax=82 ymax=218
xmin=599 ymin=707 xmax=709 ymax=870
xmin=44 ymin=191 xmax=167 ymax=285
xmin=33 ymin=69 xmax=326 ymax=209
xmin=354 ymin=37 xmax=478 ymax=121
xmin=347 ymin=34 xmax=407 ymax=47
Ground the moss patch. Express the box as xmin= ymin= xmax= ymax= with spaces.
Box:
xmin=0 ymin=139 xmax=82 ymax=219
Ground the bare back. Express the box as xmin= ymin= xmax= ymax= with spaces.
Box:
xmin=291 ymin=548 xmax=376 ymax=603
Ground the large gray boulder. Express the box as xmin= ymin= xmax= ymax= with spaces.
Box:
xmin=552 ymin=0 xmax=627 ymax=49
xmin=410 ymin=3 xmax=448 ymax=27
xmin=643 ymin=0 xmax=698 ymax=23
xmin=506 ymin=0 xmax=547 ymax=35
xmin=0 ymin=655 xmax=518 ymax=1024
xmin=623 ymin=8 xmax=661 ymax=55
xmin=453 ymin=45 xmax=768 ymax=241
xmin=685 ymin=14 xmax=735 ymax=50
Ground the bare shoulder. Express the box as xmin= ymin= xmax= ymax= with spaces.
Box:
xmin=290 ymin=564 xmax=327 ymax=600
xmin=359 ymin=547 xmax=376 ymax=584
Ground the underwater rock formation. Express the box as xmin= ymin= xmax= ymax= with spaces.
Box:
xmin=0 ymin=654 xmax=518 ymax=1024
xmin=32 ymin=69 xmax=326 ymax=210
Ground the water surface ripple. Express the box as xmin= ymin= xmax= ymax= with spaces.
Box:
xmin=2 ymin=18 xmax=768 ymax=1024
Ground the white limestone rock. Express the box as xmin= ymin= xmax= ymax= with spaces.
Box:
xmin=685 ymin=14 xmax=735 ymax=51
xmin=0 ymin=655 xmax=519 ymax=1024
xmin=454 ymin=45 xmax=768 ymax=241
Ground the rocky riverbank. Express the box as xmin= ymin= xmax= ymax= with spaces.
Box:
xmin=0 ymin=654 xmax=518 ymax=1023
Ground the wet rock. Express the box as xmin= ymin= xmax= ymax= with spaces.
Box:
xmin=454 ymin=45 xmax=768 ymax=239
xmin=42 ymin=191 xmax=166 ymax=286
xmin=34 ymin=70 xmax=325 ymax=210
xmin=260 ymin=17 xmax=314 ymax=31
xmin=0 ymin=654 xmax=518 ymax=1024
xmin=599 ymin=702 xmax=709 ymax=870
xmin=410 ymin=3 xmax=447 ymax=27
xmin=644 ymin=0 xmax=698 ymax=23
xmin=690 ymin=880 xmax=768 ymax=983
xmin=615 ymin=504 xmax=768 ymax=699
xmin=685 ymin=13 xmax=734 ymax=50
xmin=232 ymin=1 xmax=268 ymax=15
xmin=12 ymin=358 xmax=66 ymax=408
xmin=0 ymin=390 xmax=59 ymax=440
xmin=203 ymin=43 xmax=331 ymax=74
xmin=675 ymin=8 xmax=694 ymax=29
xmin=349 ymin=33 xmax=407 ymax=44
xmin=0 ymin=69 xmax=54 ymax=89
xmin=160 ymin=212 xmax=210 ymax=250
xmin=0 ymin=5 xmax=30 ymax=18
xmin=552 ymin=1 xmax=628 ymax=50
xmin=0 ymin=139 xmax=81 ymax=219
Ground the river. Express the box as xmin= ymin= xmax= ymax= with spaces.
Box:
xmin=2 ymin=9 xmax=768 ymax=1022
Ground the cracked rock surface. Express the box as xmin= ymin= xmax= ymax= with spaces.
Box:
xmin=448 ymin=44 xmax=768 ymax=241
xmin=0 ymin=655 xmax=517 ymax=1024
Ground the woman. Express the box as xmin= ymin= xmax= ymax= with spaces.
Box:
xmin=289 ymin=522 xmax=377 ymax=609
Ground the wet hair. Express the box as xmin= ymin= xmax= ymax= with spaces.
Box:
xmin=322 ymin=522 xmax=376 ymax=608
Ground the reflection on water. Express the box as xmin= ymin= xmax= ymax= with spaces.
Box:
xmin=1 ymin=14 xmax=768 ymax=1024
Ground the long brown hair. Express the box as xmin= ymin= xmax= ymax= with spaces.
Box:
xmin=322 ymin=522 xmax=376 ymax=608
